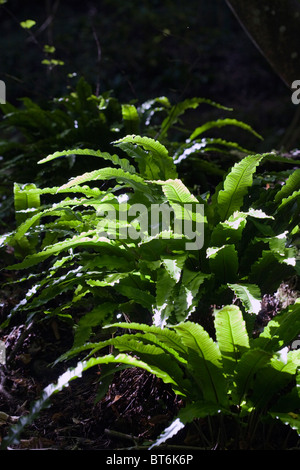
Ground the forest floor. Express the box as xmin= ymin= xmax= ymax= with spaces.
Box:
xmin=0 ymin=275 xmax=300 ymax=451
xmin=0 ymin=274 xmax=183 ymax=451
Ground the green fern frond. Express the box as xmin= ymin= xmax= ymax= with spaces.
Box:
xmin=38 ymin=148 xmax=136 ymax=173
xmin=233 ymin=348 xmax=272 ymax=406
xmin=207 ymin=244 xmax=238 ymax=284
xmin=214 ymin=305 xmax=250 ymax=375
xmin=227 ymin=283 xmax=261 ymax=314
xmin=6 ymin=230 xmax=121 ymax=270
xmin=114 ymin=134 xmax=177 ymax=180
xmin=251 ymin=352 xmax=300 ymax=410
xmin=105 ymin=321 xmax=188 ymax=355
xmin=173 ymin=322 xmax=228 ymax=406
xmin=159 ymin=97 xmax=232 ymax=139
xmin=252 ymin=301 xmax=300 ymax=353
xmin=189 ymin=118 xmax=263 ymax=141
xmin=274 ymin=169 xmax=300 ymax=204
xmin=216 ymin=153 xmax=267 ymax=221
xmin=59 ymin=167 xmax=147 ymax=191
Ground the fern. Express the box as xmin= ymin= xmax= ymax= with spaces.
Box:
xmin=3 ymin=140 xmax=299 ymax=333
xmin=6 ymin=231 xmax=117 ymax=270
xmin=158 ymin=178 xmax=199 ymax=204
xmin=233 ymin=348 xmax=273 ymax=407
xmin=38 ymin=148 xmax=136 ymax=174
xmin=4 ymin=303 xmax=300 ymax=449
xmin=189 ymin=118 xmax=263 ymax=141
xmin=14 ymin=183 xmax=41 ymax=226
xmin=114 ymin=134 xmax=177 ymax=180
xmin=228 ymin=283 xmax=261 ymax=315
xmin=274 ymin=169 xmax=300 ymax=204
xmin=252 ymin=300 xmax=300 ymax=352
xmin=121 ymin=104 xmax=140 ymax=134
xmin=12 ymin=183 xmax=41 ymax=257
xmin=59 ymin=167 xmax=147 ymax=191
xmin=207 ymin=244 xmax=239 ymax=285
xmin=173 ymin=322 xmax=228 ymax=407
xmin=3 ymin=82 xmax=300 ymax=450
xmin=174 ymin=137 xmax=253 ymax=165
xmin=214 ymin=305 xmax=250 ymax=374
xmin=216 ymin=153 xmax=267 ymax=221
xmin=158 ymin=97 xmax=232 ymax=139
xmin=251 ymin=353 xmax=300 ymax=410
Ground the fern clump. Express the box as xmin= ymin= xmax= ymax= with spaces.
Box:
xmin=2 ymin=136 xmax=300 ymax=340
xmin=1 ymin=85 xmax=300 ymax=450
xmin=3 ymin=302 xmax=300 ymax=449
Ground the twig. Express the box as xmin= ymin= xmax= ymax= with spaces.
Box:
xmin=0 ymin=364 xmax=11 ymax=400
xmin=104 ymin=428 xmax=140 ymax=444
xmin=6 ymin=321 xmax=34 ymax=364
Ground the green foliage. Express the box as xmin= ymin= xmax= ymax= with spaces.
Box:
xmin=1 ymin=88 xmax=272 ymax=333
xmin=19 ymin=19 xmax=36 ymax=29
xmin=2 ymin=135 xmax=299 ymax=337
xmin=3 ymin=302 xmax=300 ymax=449
xmin=1 ymin=78 xmax=300 ymax=450
xmin=0 ymin=79 xmax=117 ymax=223
xmin=0 ymin=81 xmax=260 ymax=225
xmin=2 ymin=83 xmax=300 ymax=450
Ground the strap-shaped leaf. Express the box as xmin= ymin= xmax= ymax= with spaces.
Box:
xmin=150 ymin=400 xmax=223 ymax=449
xmin=153 ymin=179 xmax=205 ymax=250
xmin=251 ymin=354 xmax=299 ymax=410
xmin=154 ymin=268 xmax=177 ymax=327
xmin=233 ymin=348 xmax=272 ymax=406
xmin=210 ymin=211 xmax=248 ymax=246
xmin=215 ymin=305 xmax=250 ymax=375
xmin=189 ymin=118 xmax=263 ymax=141
xmin=207 ymin=244 xmax=238 ymax=285
xmin=228 ymin=283 xmax=261 ymax=314
xmin=114 ymin=135 xmax=177 ymax=180
xmin=274 ymin=169 xmax=300 ymax=204
xmin=278 ymin=188 xmax=300 ymax=210
xmin=174 ymin=137 xmax=253 ymax=164
xmin=113 ymin=283 xmax=155 ymax=310
xmin=252 ymin=301 xmax=300 ymax=353
xmin=216 ymin=153 xmax=266 ymax=221
xmin=149 ymin=418 xmax=185 ymax=449
xmin=11 ymin=201 xmax=84 ymax=243
xmin=158 ymin=178 xmax=199 ymax=204
xmin=59 ymin=167 xmax=147 ymax=192
xmin=14 ymin=183 xmax=40 ymax=227
xmin=13 ymin=185 xmax=104 ymax=198
xmin=38 ymin=148 xmax=136 ymax=173
xmin=6 ymin=230 xmax=128 ymax=270
xmin=121 ymin=104 xmax=140 ymax=134
xmin=159 ymin=97 xmax=232 ymax=139
xmin=97 ymin=337 xmax=192 ymax=397
xmin=173 ymin=322 xmax=228 ymax=406
xmin=105 ymin=322 xmax=188 ymax=356
xmin=73 ymin=302 xmax=117 ymax=347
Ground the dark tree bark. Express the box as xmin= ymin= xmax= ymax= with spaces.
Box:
xmin=225 ymin=0 xmax=300 ymax=88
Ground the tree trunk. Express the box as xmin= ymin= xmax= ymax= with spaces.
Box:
xmin=225 ymin=0 xmax=300 ymax=88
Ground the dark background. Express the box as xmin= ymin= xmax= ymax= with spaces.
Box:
xmin=0 ymin=0 xmax=296 ymax=151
